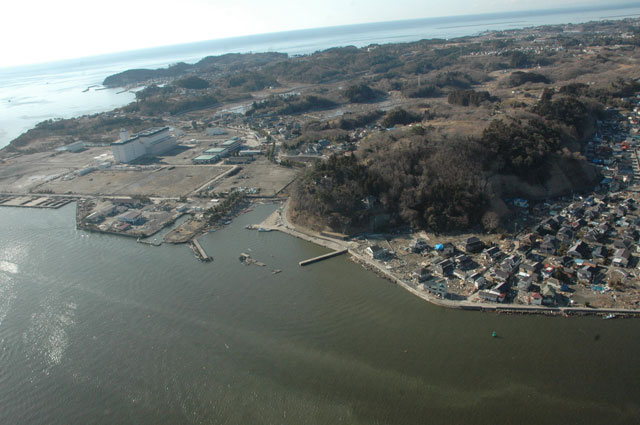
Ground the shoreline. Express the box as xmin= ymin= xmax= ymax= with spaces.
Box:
xmin=257 ymin=200 xmax=640 ymax=318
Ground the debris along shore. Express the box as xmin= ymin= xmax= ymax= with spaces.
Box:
xmin=239 ymin=252 xmax=266 ymax=267
xmin=253 ymin=201 xmax=640 ymax=318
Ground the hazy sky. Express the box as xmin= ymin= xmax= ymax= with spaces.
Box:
xmin=0 ymin=0 xmax=616 ymax=67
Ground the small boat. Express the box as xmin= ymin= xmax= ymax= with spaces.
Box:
xmin=603 ymin=314 xmax=616 ymax=320
xmin=491 ymin=331 xmax=497 ymax=338
xmin=257 ymin=227 xmax=272 ymax=232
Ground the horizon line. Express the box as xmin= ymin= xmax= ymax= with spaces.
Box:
xmin=2 ymin=1 xmax=640 ymax=70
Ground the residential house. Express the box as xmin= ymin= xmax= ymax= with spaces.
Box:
xmin=410 ymin=238 xmax=429 ymax=253
xmin=583 ymin=228 xmax=601 ymax=243
xmin=597 ymin=222 xmax=611 ymax=237
xmin=622 ymin=228 xmax=638 ymax=242
xmin=499 ymin=255 xmax=521 ymax=275
xmin=366 ymin=245 xmax=390 ymax=260
xmin=453 ymin=269 xmax=467 ymax=280
xmin=542 ymin=216 xmax=563 ymax=233
xmin=454 ymin=254 xmax=473 ymax=269
xmin=492 ymin=269 xmax=511 ymax=285
xmin=613 ymin=206 xmax=627 ymax=218
xmin=556 ymin=227 xmax=574 ymax=244
xmin=542 ymin=284 xmax=557 ymax=305
xmin=518 ymin=233 xmax=538 ymax=246
xmin=612 ymin=248 xmax=631 ymax=267
xmin=494 ymin=280 xmax=510 ymax=294
xmin=577 ymin=265 xmax=597 ymax=283
xmin=584 ymin=209 xmax=600 ymax=221
xmin=434 ymin=259 xmax=455 ymax=277
xmin=541 ymin=264 xmax=558 ymax=279
xmin=516 ymin=243 xmax=532 ymax=256
xmin=545 ymin=277 xmax=563 ymax=290
xmin=613 ymin=239 xmax=631 ymax=250
xmin=529 ymin=292 xmax=544 ymax=306
xmin=538 ymin=236 xmax=558 ymax=255
xmin=568 ymin=240 xmax=590 ymax=259
xmin=571 ymin=218 xmax=588 ymax=231
xmin=422 ymin=280 xmax=448 ymax=298
xmin=520 ymin=260 xmax=542 ymax=276
xmin=440 ymin=243 xmax=456 ymax=257
xmin=482 ymin=246 xmax=503 ymax=265
xmin=467 ymin=272 xmax=486 ymax=291
xmin=479 ymin=289 xmax=502 ymax=303
xmin=459 ymin=236 xmax=484 ymax=254
xmin=411 ymin=267 xmax=431 ymax=283
xmin=592 ymin=245 xmax=608 ymax=263
xmin=517 ymin=274 xmax=533 ymax=292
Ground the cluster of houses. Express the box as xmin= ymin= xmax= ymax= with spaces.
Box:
xmin=363 ymin=190 xmax=640 ymax=307
xmin=402 ymin=103 xmax=640 ymax=306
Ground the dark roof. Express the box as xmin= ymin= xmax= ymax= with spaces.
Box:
xmin=111 ymin=126 xmax=169 ymax=146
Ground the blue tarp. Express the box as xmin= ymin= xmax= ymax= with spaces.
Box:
xmin=435 ymin=244 xmax=444 ymax=251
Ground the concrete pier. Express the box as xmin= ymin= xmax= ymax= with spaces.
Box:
xmin=299 ymin=249 xmax=347 ymax=266
xmin=191 ymin=238 xmax=212 ymax=262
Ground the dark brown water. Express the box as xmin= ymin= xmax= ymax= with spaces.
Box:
xmin=0 ymin=203 xmax=638 ymax=424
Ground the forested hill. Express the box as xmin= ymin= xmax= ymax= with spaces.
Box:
xmin=102 ymin=52 xmax=288 ymax=87
xmin=291 ymin=93 xmax=603 ymax=234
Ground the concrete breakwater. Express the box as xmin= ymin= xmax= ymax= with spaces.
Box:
xmin=299 ymin=249 xmax=348 ymax=266
xmin=190 ymin=238 xmax=212 ymax=262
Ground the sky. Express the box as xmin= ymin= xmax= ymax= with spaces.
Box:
xmin=0 ymin=0 xmax=621 ymax=67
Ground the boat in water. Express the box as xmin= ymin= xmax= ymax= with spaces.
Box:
xmin=603 ymin=314 xmax=616 ymax=320
xmin=257 ymin=227 xmax=272 ymax=232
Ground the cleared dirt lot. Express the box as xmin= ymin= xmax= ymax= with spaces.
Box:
xmin=39 ymin=165 xmax=229 ymax=197
xmin=212 ymin=158 xmax=298 ymax=197
xmin=0 ymin=147 xmax=112 ymax=193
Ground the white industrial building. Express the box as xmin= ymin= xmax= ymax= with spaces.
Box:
xmin=220 ymin=138 xmax=243 ymax=154
xmin=111 ymin=127 xmax=177 ymax=163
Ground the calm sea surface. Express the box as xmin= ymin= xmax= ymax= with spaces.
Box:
xmin=2 ymin=4 xmax=640 ymax=148
xmin=0 ymin=203 xmax=639 ymax=424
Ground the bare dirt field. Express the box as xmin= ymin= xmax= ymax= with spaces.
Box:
xmin=212 ymin=157 xmax=298 ymax=197
xmin=0 ymin=147 xmax=112 ymax=193
xmin=39 ymin=165 xmax=228 ymax=197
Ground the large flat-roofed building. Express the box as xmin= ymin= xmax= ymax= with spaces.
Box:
xmin=221 ymin=139 xmax=242 ymax=154
xmin=111 ymin=127 xmax=177 ymax=163
xmin=192 ymin=154 xmax=219 ymax=164
xmin=205 ymin=147 xmax=228 ymax=157
xmin=117 ymin=210 xmax=143 ymax=224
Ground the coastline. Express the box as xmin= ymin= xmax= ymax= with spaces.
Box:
xmin=257 ymin=200 xmax=640 ymax=318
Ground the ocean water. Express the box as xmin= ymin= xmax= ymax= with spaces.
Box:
xmin=2 ymin=3 xmax=640 ymax=148
xmin=0 ymin=203 xmax=639 ymax=425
